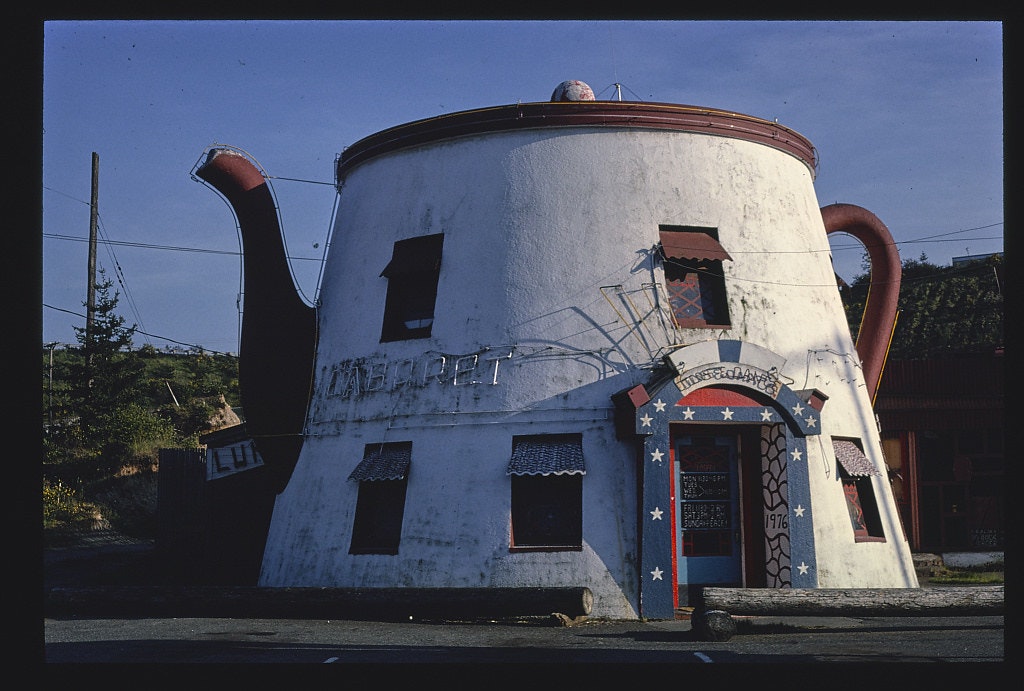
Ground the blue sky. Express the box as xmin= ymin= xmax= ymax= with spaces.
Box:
xmin=42 ymin=20 xmax=1003 ymax=354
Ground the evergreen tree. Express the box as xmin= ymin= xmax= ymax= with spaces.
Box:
xmin=66 ymin=272 xmax=149 ymax=458
xmin=42 ymin=274 xmax=240 ymax=539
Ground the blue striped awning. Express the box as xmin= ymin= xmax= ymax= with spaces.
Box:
xmin=507 ymin=434 xmax=585 ymax=476
xmin=833 ymin=440 xmax=881 ymax=477
xmin=348 ymin=443 xmax=411 ymax=481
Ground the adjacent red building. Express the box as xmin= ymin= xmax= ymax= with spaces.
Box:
xmin=874 ymin=351 xmax=1004 ymax=554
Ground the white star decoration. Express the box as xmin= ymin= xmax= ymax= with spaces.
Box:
xmin=720 ymin=407 xmax=734 ymax=420
xmin=760 ymin=408 xmax=774 ymax=421
xmin=654 ymin=399 xmax=667 ymax=412
xmin=640 ymin=414 xmax=653 ymax=427
xmin=650 ymin=448 xmax=665 ymax=464
xmin=650 ymin=507 xmax=664 ymax=520
xmin=804 ymin=416 xmax=817 ymax=428
xmin=792 ymin=402 xmax=805 ymax=416
xmin=682 ymin=407 xmax=696 ymax=420
xmin=794 ymin=504 xmax=806 ymax=517
xmin=651 ymin=567 xmax=664 ymax=581
xmin=790 ymin=448 xmax=803 ymax=461
xmin=798 ymin=562 xmax=809 ymax=575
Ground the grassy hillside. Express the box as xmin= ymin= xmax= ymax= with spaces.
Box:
xmin=43 ymin=347 xmax=240 ymax=545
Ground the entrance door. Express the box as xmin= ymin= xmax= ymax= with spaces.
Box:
xmin=674 ymin=432 xmax=742 ymax=587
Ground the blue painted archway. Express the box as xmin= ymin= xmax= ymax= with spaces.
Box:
xmin=619 ymin=340 xmax=825 ymax=619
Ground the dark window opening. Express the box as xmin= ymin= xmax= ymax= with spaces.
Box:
xmin=658 ymin=226 xmax=731 ymax=328
xmin=508 ymin=434 xmax=584 ymax=550
xmin=918 ymin=429 xmax=1004 ymax=551
xmin=510 ymin=474 xmax=583 ymax=549
xmin=380 ymin=234 xmax=444 ymax=342
xmin=834 ymin=439 xmax=886 ymax=542
xmin=348 ymin=442 xmax=411 ymax=554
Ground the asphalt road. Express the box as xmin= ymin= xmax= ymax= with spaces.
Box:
xmin=44 ymin=611 xmax=1004 ymax=665
xmin=41 ymin=535 xmax=1005 ymax=667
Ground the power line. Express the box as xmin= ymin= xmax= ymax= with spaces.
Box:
xmin=266 ymin=175 xmax=335 ymax=186
xmin=43 ymin=230 xmax=1001 ymax=261
xmin=42 ymin=303 xmax=237 ymax=355
xmin=42 ymin=232 xmax=322 ymax=262
xmin=43 ymin=173 xmax=331 ymax=356
xmin=905 ymin=222 xmax=1003 ymax=241
xmin=96 ymin=216 xmax=150 ymax=346
xmin=46 ymin=183 xmax=1000 ymax=260
xmin=44 ymin=174 xmax=1002 ymax=349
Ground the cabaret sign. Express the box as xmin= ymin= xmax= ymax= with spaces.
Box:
xmin=322 ymin=347 xmax=515 ymax=399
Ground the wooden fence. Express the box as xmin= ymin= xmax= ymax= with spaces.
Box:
xmin=157 ymin=448 xmax=275 ymax=586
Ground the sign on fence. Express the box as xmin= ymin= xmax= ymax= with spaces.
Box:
xmin=206 ymin=441 xmax=264 ymax=481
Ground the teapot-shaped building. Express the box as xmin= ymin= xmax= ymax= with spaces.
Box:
xmin=195 ymin=81 xmax=917 ymax=619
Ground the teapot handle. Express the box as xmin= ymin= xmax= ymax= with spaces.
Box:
xmin=821 ymin=203 xmax=901 ymax=403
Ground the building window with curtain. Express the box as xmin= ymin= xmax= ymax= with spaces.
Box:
xmin=380 ymin=233 xmax=444 ymax=342
xmin=348 ymin=441 xmax=412 ymax=554
xmin=507 ymin=433 xmax=585 ymax=551
xmin=833 ymin=438 xmax=886 ymax=542
xmin=659 ymin=225 xmax=732 ymax=328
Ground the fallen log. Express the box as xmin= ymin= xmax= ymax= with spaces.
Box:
xmin=45 ymin=586 xmax=594 ymax=621
xmin=692 ymin=586 xmax=1004 ymax=641
xmin=701 ymin=586 xmax=1003 ymax=617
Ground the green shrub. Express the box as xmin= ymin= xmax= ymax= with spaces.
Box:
xmin=99 ymin=403 xmax=179 ymax=466
xmin=43 ymin=478 xmax=102 ymax=529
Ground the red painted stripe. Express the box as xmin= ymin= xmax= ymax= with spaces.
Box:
xmin=677 ymin=387 xmax=765 ymax=408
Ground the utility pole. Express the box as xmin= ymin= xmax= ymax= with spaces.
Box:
xmin=45 ymin=342 xmax=59 ymax=430
xmin=86 ymin=152 xmax=99 ymax=344
xmin=86 ymin=152 xmax=99 ymax=387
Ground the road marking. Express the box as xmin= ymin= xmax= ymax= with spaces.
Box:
xmin=694 ymin=652 xmax=713 ymax=663
xmin=323 ymin=657 xmax=339 ymax=663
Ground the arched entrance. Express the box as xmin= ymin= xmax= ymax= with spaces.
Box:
xmin=667 ymin=388 xmax=792 ymax=608
xmin=621 ymin=340 xmax=825 ymax=618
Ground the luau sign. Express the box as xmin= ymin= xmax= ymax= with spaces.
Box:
xmin=322 ymin=347 xmax=515 ymax=399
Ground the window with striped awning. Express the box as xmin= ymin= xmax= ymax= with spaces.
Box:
xmin=507 ymin=434 xmax=586 ymax=476
xmin=659 ymin=226 xmax=732 ymax=328
xmin=349 ymin=442 xmax=412 ymax=481
xmin=833 ymin=439 xmax=881 ymax=477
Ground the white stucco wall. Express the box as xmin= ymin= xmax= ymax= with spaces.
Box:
xmin=258 ymin=121 xmax=916 ymax=618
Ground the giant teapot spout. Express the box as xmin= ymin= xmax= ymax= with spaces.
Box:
xmin=821 ymin=203 xmax=901 ymax=402
xmin=195 ymin=148 xmax=317 ymax=493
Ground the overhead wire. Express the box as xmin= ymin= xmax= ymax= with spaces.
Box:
xmin=43 ymin=233 xmax=321 ymax=262
xmin=95 ymin=213 xmax=151 ymax=346
xmin=45 ymin=178 xmax=1000 ymax=354
xmin=41 ymin=302 xmax=236 ymax=355
xmin=44 ymin=162 xmax=337 ymax=354
xmin=44 ymin=229 xmax=1000 ymax=289
xmin=44 ymin=218 xmax=999 ymax=360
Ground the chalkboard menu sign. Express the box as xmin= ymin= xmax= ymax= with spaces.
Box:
xmin=680 ymin=473 xmax=729 ymax=500
xmin=682 ymin=501 xmax=731 ymax=529
xmin=677 ymin=450 xmax=728 ymax=473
